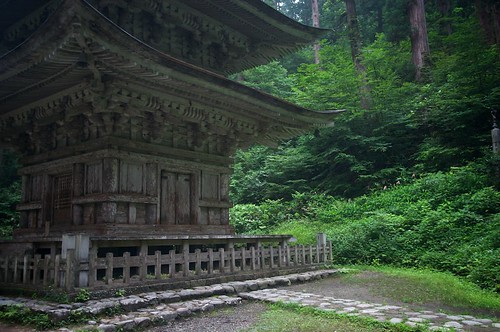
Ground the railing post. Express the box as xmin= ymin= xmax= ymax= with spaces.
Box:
xmin=65 ymin=249 xmax=75 ymax=291
xmin=33 ymin=254 xmax=41 ymax=285
xmin=278 ymin=246 xmax=283 ymax=268
xmin=183 ymin=248 xmax=190 ymax=277
xmin=241 ymin=248 xmax=246 ymax=271
xmin=43 ymin=255 xmax=51 ymax=286
xmin=123 ymin=252 xmax=131 ymax=284
xmin=13 ymin=256 xmax=19 ymax=283
xmin=269 ymin=246 xmax=275 ymax=269
xmin=54 ymin=254 xmax=61 ymax=287
xmin=195 ymin=249 xmax=202 ymax=275
xmin=207 ymin=248 xmax=214 ymax=275
xmin=260 ymin=246 xmax=265 ymax=270
xmin=230 ymin=247 xmax=236 ymax=273
xmin=301 ymin=245 xmax=306 ymax=265
xmin=88 ymin=248 xmax=97 ymax=287
xmin=4 ymin=256 xmax=9 ymax=282
xmin=23 ymin=254 xmax=29 ymax=284
xmin=286 ymin=246 xmax=291 ymax=267
xmin=169 ymin=249 xmax=176 ymax=278
xmin=328 ymin=240 xmax=333 ymax=263
xmin=219 ymin=248 xmax=225 ymax=274
xmin=250 ymin=247 xmax=256 ymax=270
xmin=106 ymin=252 xmax=113 ymax=285
xmin=155 ymin=251 xmax=162 ymax=279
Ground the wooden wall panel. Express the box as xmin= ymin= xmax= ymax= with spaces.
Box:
xmin=176 ymin=174 xmax=191 ymax=225
xmin=120 ymin=162 xmax=143 ymax=193
xmin=86 ymin=162 xmax=102 ymax=194
xmin=201 ymin=172 xmax=219 ymax=200
xmin=160 ymin=172 xmax=175 ymax=224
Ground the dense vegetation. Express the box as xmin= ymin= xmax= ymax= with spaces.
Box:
xmin=0 ymin=0 xmax=498 ymax=294
xmin=230 ymin=0 xmax=499 ymax=292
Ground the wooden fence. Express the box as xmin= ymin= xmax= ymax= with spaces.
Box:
xmin=0 ymin=243 xmax=332 ymax=291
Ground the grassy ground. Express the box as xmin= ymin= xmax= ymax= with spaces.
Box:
xmin=341 ymin=265 xmax=500 ymax=316
xmin=242 ymin=265 xmax=500 ymax=332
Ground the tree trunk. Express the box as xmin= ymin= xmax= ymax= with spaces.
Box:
xmin=312 ymin=0 xmax=320 ymax=64
xmin=437 ymin=0 xmax=452 ymax=35
xmin=345 ymin=0 xmax=371 ymax=109
xmin=476 ymin=0 xmax=500 ymax=45
xmin=408 ymin=0 xmax=430 ymax=82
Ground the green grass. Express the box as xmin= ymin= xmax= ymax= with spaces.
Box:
xmin=242 ymin=303 xmax=422 ymax=332
xmin=340 ymin=265 xmax=500 ymax=316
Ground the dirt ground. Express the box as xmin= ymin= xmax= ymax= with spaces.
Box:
xmin=148 ymin=270 xmax=499 ymax=332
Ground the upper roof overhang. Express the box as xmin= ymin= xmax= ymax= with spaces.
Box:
xmin=0 ymin=0 xmax=341 ymax=148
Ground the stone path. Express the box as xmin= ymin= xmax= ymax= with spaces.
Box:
xmin=0 ymin=269 xmax=498 ymax=332
xmin=240 ymin=288 xmax=500 ymax=331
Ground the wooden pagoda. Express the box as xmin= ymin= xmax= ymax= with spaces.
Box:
xmin=0 ymin=0 xmax=338 ymax=250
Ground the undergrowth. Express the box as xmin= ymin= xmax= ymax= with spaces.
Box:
xmin=230 ymin=161 xmax=500 ymax=292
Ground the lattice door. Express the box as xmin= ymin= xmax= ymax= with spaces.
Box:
xmin=52 ymin=173 xmax=72 ymax=224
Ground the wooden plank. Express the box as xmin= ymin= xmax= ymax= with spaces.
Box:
xmin=176 ymin=173 xmax=191 ymax=225
xmin=106 ymin=252 xmax=113 ymax=285
xmin=13 ymin=256 xmax=19 ymax=283
xmin=294 ymin=246 xmax=298 ymax=266
xmin=229 ymin=247 xmax=236 ymax=272
xmin=145 ymin=163 xmax=158 ymax=196
xmin=123 ymin=252 xmax=130 ymax=284
xmin=23 ymin=255 xmax=29 ymax=284
xmin=278 ymin=246 xmax=283 ymax=268
xmin=88 ymin=248 xmax=96 ymax=287
xmin=218 ymin=248 xmax=225 ymax=274
xmin=260 ymin=247 xmax=265 ymax=270
xmin=182 ymin=248 xmax=189 ymax=277
xmin=241 ymin=248 xmax=246 ymax=271
xmin=43 ymin=255 xmax=50 ymax=286
xmin=139 ymin=243 xmax=147 ymax=280
xmin=269 ymin=246 xmax=275 ymax=269
xmin=160 ymin=173 xmax=175 ymax=224
xmin=102 ymin=158 xmax=119 ymax=193
xmin=155 ymin=251 xmax=162 ymax=279
xmin=195 ymin=249 xmax=201 ymax=275
xmin=65 ymin=249 xmax=75 ymax=291
xmin=3 ymin=257 xmax=9 ymax=282
xmin=251 ymin=247 xmax=256 ymax=270
xmin=169 ymin=249 xmax=176 ymax=278
xmin=308 ymin=245 xmax=313 ymax=265
xmin=33 ymin=254 xmax=41 ymax=285
xmin=54 ymin=254 xmax=60 ymax=287
xmin=301 ymin=245 xmax=306 ymax=265
xmin=207 ymin=248 xmax=213 ymax=275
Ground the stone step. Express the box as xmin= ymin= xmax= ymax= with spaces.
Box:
xmin=239 ymin=289 xmax=500 ymax=332
xmin=0 ymin=269 xmax=339 ymax=331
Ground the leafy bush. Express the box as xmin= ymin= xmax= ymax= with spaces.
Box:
xmin=230 ymin=163 xmax=500 ymax=291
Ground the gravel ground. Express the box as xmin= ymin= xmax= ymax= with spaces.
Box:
xmin=146 ymin=301 xmax=267 ymax=332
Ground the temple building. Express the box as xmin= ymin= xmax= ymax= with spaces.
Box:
xmin=0 ymin=0 xmax=339 ymax=262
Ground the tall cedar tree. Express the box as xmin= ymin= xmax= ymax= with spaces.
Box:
xmin=408 ymin=0 xmax=430 ymax=81
xmin=475 ymin=0 xmax=500 ymax=45
xmin=312 ymin=0 xmax=321 ymax=64
xmin=345 ymin=0 xmax=372 ymax=108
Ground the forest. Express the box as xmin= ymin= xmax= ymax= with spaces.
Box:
xmin=0 ymin=0 xmax=499 ymax=292
xmin=229 ymin=0 xmax=500 ymax=292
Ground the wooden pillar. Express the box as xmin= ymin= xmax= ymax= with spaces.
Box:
xmin=72 ymin=163 xmax=84 ymax=225
xmin=101 ymin=158 xmax=119 ymax=223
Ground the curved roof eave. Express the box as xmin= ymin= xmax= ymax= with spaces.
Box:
xmin=0 ymin=0 xmax=341 ymax=129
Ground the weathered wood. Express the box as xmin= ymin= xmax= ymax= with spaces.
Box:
xmin=13 ymin=256 xmax=19 ymax=283
xmin=155 ymin=251 xmax=162 ymax=279
xmin=23 ymin=255 xmax=29 ymax=284
xmin=88 ymin=248 xmax=97 ymax=287
xmin=219 ymin=248 xmax=225 ymax=273
xmin=54 ymin=254 xmax=61 ymax=287
xmin=65 ymin=249 xmax=75 ymax=291
xmin=251 ymin=247 xmax=256 ymax=270
xmin=33 ymin=254 xmax=41 ymax=285
xmin=106 ymin=252 xmax=114 ymax=285
xmin=3 ymin=257 xmax=9 ymax=282
xmin=269 ymin=246 xmax=275 ymax=269
xmin=195 ymin=249 xmax=202 ymax=275
xmin=169 ymin=249 xmax=176 ymax=278
xmin=230 ymin=247 xmax=236 ymax=272
xmin=207 ymin=248 xmax=214 ymax=275
xmin=43 ymin=255 xmax=50 ymax=286
xmin=308 ymin=245 xmax=313 ymax=265
xmin=241 ymin=248 xmax=246 ymax=271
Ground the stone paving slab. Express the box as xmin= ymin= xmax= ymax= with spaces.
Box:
xmin=0 ymin=270 xmax=337 ymax=331
xmin=239 ymin=288 xmax=500 ymax=331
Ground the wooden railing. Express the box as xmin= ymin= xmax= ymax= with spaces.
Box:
xmin=0 ymin=243 xmax=332 ymax=291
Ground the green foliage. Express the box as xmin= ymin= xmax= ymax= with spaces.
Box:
xmin=74 ymin=288 xmax=91 ymax=302
xmin=230 ymin=163 xmax=500 ymax=292
xmin=0 ymin=305 xmax=52 ymax=330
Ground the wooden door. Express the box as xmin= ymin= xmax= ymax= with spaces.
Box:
xmin=52 ymin=173 xmax=72 ymax=225
xmin=160 ymin=172 xmax=192 ymax=225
